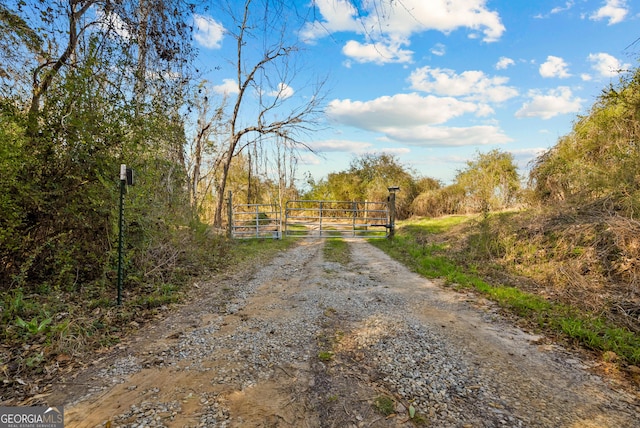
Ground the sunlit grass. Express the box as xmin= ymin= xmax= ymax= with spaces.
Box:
xmin=323 ymin=238 xmax=350 ymax=264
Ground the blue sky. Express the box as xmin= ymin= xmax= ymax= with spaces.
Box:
xmin=192 ymin=0 xmax=638 ymax=185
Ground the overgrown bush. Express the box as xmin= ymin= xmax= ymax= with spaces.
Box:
xmin=410 ymin=184 xmax=466 ymax=217
xmin=458 ymin=209 xmax=640 ymax=334
xmin=530 ymin=67 xmax=640 ymax=216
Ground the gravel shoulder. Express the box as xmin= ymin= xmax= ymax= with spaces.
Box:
xmin=50 ymin=239 xmax=639 ymax=427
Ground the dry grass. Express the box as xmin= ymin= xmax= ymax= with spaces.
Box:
xmin=442 ymin=208 xmax=640 ymax=334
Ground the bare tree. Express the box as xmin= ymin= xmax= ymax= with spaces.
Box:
xmin=186 ymin=83 xmax=228 ymax=211
xmin=211 ymin=0 xmax=325 ymax=227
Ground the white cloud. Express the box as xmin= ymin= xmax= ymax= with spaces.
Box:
xmin=495 ymin=57 xmax=515 ymax=70
xmin=302 ymin=0 xmax=505 ymax=64
xmin=212 ymin=78 xmax=239 ymax=95
xmin=539 ymin=56 xmax=571 ymax=78
xmin=327 ymin=93 xmax=487 ymax=130
xmin=194 ymin=14 xmax=225 ymax=49
xmin=326 ymin=93 xmax=509 ymax=147
xmin=299 ymin=0 xmax=359 ymax=42
xmin=97 ymin=9 xmax=130 ymax=40
xmin=305 ymin=139 xmax=372 ymax=153
xmin=590 ymin=0 xmax=629 ymax=25
xmin=516 ymin=87 xmax=584 ymax=119
xmin=534 ymin=1 xmax=575 ymax=18
xmin=409 ymin=66 xmax=518 ymax=103
xmin=551 ymin=1 xmax=575 ymax=14
xmin=430 ymin=43 xmax=446 ymax=56
xmin=384 ymin=125 xmax=511 ymax=146
xmin=588 ymin=52 xmax=630 ymax=77
xmin=342 ymin=39 xmax=414 ymax=64
xmin=510 ymin=147 xmax=548 ymax=159
xmin=268 ymin=83 xmax=295 ymax=99
xmin=380 ymin=0 xmax=505 ymax=42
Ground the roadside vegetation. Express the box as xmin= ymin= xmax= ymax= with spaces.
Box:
xmin=1 ymin=233 xmax=291 ymax=403
xmin=367 ymin=66 xmax=640 ymax=378
xmin=372 ymin=214 xmax=640 ymax=370
xmin=323 ymin=238 xmax=351 ymax=265
xmin=2 ymin=0 xmax=640 ymax=405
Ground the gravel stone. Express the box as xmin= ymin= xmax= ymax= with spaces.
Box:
xmin=57 ymin=240 xmax=639 ymax=427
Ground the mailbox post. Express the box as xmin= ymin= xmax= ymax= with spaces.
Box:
xmin=117 ymin=164 xmax=134 ymax=306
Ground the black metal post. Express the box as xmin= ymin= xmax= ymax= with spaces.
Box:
xmin=117 ymin=177 xmax=125 ymax=305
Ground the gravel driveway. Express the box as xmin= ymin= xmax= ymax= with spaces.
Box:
xmin=53 ymin=239 xmax=639 ymax=427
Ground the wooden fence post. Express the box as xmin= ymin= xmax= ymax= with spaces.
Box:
xmin=387 ymin=186 xmax=399 ymax=239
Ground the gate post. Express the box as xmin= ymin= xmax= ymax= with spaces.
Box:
xmin=319 ymin=201 xmax=323 ymax=237
xmin=387 ymin=186 xmax=399 ymax=239
xmin=352 ymin=201 xmax=357 ymax=237
xmin=255 ymin=204 xmax=260 ymax=238
xmin=227 ymin=191 xmax=233 ymax=238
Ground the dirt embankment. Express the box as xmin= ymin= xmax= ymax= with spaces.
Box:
xmin=50 ymin=239 xmax=638 ymax=427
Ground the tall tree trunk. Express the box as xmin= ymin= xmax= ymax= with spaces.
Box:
xmin=134 ymin=0 xmax=150 ymax=115
xmin=214 ymin=135 xmax=239 ymax=227
xmin=191 ymin=134 xmax=203 ymax=207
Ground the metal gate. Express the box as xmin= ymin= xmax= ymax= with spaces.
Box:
xmin=229 ymin=202 xmax=281 ymax=239
xmin=227 ymin=194 xmax=393 ymax=239
xmin=284 ymin=200 xmax=389 ymax=238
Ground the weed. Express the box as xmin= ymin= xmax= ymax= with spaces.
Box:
xmin=133 ymin=294 xmax=178 ymax=309
xmin=24 ymin=352 xmax=45 ymax=368
xmin=15 ymin=316 xmax=52 ymax=336
xmin=89 ymin=298 xmax=113 ymax=310
xmin=373 ymin=395 xmax=395 ymax=416
xmin=317 ymin=351 xmax=334 ymax=362
xmin=323 ymin=307 xmax=337 ymax=317
xmin=323 ymin=238 xmax=350 ymax=264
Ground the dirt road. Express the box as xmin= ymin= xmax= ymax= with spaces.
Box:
xmin=51 ymin=239 xmax=638 ymax=427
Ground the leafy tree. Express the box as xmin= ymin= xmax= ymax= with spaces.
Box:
xmin=455 ymin=149 xmax=521 ymax=215
xmin=304 ymin=153 xmax=419 ymax=219
xmin=0 ymin=0 xmax=198 ymax=290
xmin=349 ymin=153 xmax=418 ymax=218
xmin=185 ymin=83 xmax=228 ymax=214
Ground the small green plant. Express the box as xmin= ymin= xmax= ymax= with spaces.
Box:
xmin=24 ymin=351 xmax=45 ymax=368
xmin=409 ymin=404 xmax=416 ymax=419
xmin=15 ymin=316 xmax=52 ymax=336
xmin=317 ymin=351 xmax=334 ymax=362
xmin=373 ymin=395 xmax=395 ymax=416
